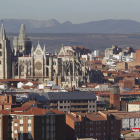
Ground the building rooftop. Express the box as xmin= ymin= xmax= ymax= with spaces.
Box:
xmin=67 ymin=112 xmax=106 ymax=122
xmin=128 ymin=101 xmax=140 ymax=105
xmin=12 ymin=101 xmax=36 ymax=112
xmin=0 ymin=107 xmax=65 ymax=116
xmin=41 ymin=91 xmax=96 ymax=101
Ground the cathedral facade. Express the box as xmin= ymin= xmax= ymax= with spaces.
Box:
xmin=0 ymin=24 xmax=103 ymax=88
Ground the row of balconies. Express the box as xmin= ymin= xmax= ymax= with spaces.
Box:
xmin=50 ymin=102 xmax=88 ymax=106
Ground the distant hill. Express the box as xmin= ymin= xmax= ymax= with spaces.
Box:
xmin=1 ymin=19 xmax=140 ymax=33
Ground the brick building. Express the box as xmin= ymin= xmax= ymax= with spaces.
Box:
xmin=0 ymin=107 xmax=66 ymax=140
xmin=136 ymin=49 xmax=140 ymax=62
xmin=0 ymin=94 xmax=20 ymax=110
xmin=66 ymin=112 xmax=121 ymax=140
xmin=110 ymin=86 xmax=120 ymax=111
xmin=119 ymin=80 xmax=133 ymax=90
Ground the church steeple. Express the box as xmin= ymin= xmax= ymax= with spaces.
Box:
xmin=0 ymin=22 xmax=6 ymax=40
xmin=19 ymin=24 xmax=27 ymax=40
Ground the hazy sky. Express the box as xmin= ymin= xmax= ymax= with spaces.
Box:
xmin=0 ymin=0 xmax=140 ymax=24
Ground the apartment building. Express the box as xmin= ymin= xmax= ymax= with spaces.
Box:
xmin=66 ymin=112 xmax=121 ymax=140
xmin=0 ymin=107 xmax=66 ymax=140
xmin=103 ymin=111 xmax=140 ymax=131
xmin=136 ymin=49 xmax=140 ymax=62
xmin=128 ymin=101 xmax=140 ymax=112
xmin=41 ymin=92 xmax=97 ymax=113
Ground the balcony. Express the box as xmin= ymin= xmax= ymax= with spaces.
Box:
xmin=50 ymin=103 xmax=58 ymax=106
xmin=97 ymin=107 xmax=105 ymax=111
xmin=71 ymin=108 xmax=88 ymax=111
xmin=71 ymin=103 xmax=88 ymax=106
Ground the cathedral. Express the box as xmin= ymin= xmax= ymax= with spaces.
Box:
xmin=0 ymin=23 xmax=103 ymax=88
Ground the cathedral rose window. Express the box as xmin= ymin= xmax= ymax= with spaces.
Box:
xmin=35 ymin=62 xmax=42 ymax=70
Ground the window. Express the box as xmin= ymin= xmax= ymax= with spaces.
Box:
xmin=28 ymin=116 xmax=31 ymax=120
xmin=64 ymin=106 xmax=66 ymax=108
xmin=60 ymin=106 xmax=63 ymax=108
xmin=20 ymin=124 xmax=23 ymax=126
xmin=14 ymin=130 xmax=18 ymax=133
xmin=0 ymin=51 xmax=2 ymax=56
xmin=60 ymin=101 xmax=63 ymax=103
xmin=0 ymin=61 xmax=1 ymax=65
xmin=28 ymin=124 xmax=31 ymax=127
xmin=20 ymin=116 xmax=23 ymax=120
xmin=14 ymin=123 xmax=18 ymax=126
xmin=0 ymin=44 xmax=1 ymax=49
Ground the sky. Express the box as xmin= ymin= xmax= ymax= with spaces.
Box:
xmin=0 ymin=0 xmax=140 ymax=24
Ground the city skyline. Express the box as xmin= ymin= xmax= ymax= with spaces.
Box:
xmin=0 ymin=0 xmax=140 ymax=24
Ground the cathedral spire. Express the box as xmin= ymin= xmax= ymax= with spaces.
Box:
xmin=31 ymin=44 xmax=34 ymax=51
xmin=0 ymin=22 xmax=6 ymax=40
xmin=19 ymin=24 xmax=27 ymax=40
xmin=55 ymin=49 xmax=57 ymax=55
xmin=43 ymin=44 xmax=46 ymax=51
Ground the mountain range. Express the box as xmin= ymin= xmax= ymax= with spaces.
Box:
xmin=1 ymin=19 xmax=140 ymax=33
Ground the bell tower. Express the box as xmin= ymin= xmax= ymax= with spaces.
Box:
xmin=110 ymin=86 xmax=120 ymax=111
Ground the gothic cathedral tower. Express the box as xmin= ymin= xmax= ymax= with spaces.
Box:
xmin=0 ymin=23 xmax=11 ymax=79
xmin=13 ymin=24 xmax=32 ymax=56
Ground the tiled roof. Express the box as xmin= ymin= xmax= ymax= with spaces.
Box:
xmin=0 ymin=110 xmax=11 ymax=115
xmin=66 ymin=114 xmax=81 ymax=122
xmin=10 ymin=107 xmax=65 ymax=116
xmin=0 ymin=79 xmax=28 ymax=82
xmin=121 ymin=130 xmax=132 ymax=134
xmin=42 ymin=91 xmax=96 ymax=100
xmin=12 ymin=101 xmax=36 ymax=112
xmin=68 ymin=112 xmax=106 ymax=121
xmin=128 ymin=101 xmax=140 ymax=105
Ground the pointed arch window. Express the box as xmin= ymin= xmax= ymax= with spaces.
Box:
xmin=0 ymin=51 xmax=2 ymax=56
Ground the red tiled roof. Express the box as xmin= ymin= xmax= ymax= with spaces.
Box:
xmin=121 ymin=130 xmax=131 ymax=134
xmin=128 ymin=101 xmax=140 ymax=105
xmin=0 ymin=110 xmax=11 ymax=115
xmin=71 ymin=112 xmax=106 ymax=121
xmin=12 ymin=102 xmax=36 ymax=112
xmin=0 ymin=79 xmax=28 ymax=82
xmin=10 ymin=107 xmax=65 ymax=116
